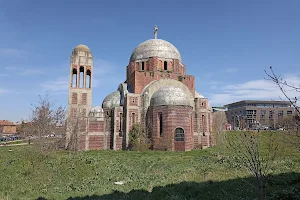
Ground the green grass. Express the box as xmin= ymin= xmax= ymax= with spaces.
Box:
xmin=0 ymin=131 xmax=300 ymax=200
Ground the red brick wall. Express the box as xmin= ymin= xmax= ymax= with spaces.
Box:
xmin=199 ymin=113 xmax=208 ymax=133
xmin=116 ymin=136 xmax=122 ymax=150
xmin=150 ymin=105 xmax=193 ymax=151
xmin=126 ymin=58 xmax=195 ymax=94
xmin=199 ymin=99 xmax=207 ymax=109
xmin=127 ymin=71 xmax=195 ymax=94
xmin=79 ymin=135 xmax=86 ymax=150
xmin=128 ymin=97 xmax=138 ymax=106
xmin=72 ymin=93 xmax=78 ymax=104
xmin=201 ymin=135 xmax=209 ymax=147
xmin=71 ymin=108 xmax=77 ymax=117
xmin=88 ymin=135 xmax=104 ymax=150
xmin=82 ymin=93 xmax=87 ymax=105
xmin=88 ymin=121 xmax=104 ymax=132
xmin=107 ymin=133 xmax=111 ymax=149
xmin=128 ymin=109 xmax=139 ymax=129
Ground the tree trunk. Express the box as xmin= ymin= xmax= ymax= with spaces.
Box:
xmin=258 ymin=180 xmax=266 ymax=200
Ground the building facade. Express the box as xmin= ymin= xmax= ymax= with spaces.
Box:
xmin=0 ymin=120 xmax=17 ymax=135
xmin=66 ymin=28 xmax=213 ymax=151
xmin=225 ymin=100 xmax=294 ymax=129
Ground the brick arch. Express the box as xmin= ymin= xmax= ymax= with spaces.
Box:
xmin=174 ymin=127 xmax=185 ymax=141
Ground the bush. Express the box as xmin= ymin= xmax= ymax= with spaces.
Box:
xmin=128 ymin=123 xmax=150 ymax=151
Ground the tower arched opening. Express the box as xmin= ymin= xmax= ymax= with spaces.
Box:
xmin=86 ymin=70 xmax=91 ymax=89
xmin=72 ymin=68 xmax=77 ymax=87
xmin=79 ymin=66 xmax=84 ymax=88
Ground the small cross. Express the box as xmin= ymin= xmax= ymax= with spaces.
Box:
xmin=154 ymin=25 xmax=158 ymax=39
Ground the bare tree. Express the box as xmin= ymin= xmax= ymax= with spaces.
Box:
xmin=212 ymin=111 xmax=227 ymax=146
xmin=265 ymin=66 xmax=300 ymax=115
xmin=65 ymin=106 xmax=88 ymax=152
xmin=29 ymin=93 xmax=66 ymax=153
xmin=265 ymin=66 xmax=300 ymax=150
xmin=227 ymin=131 xmax=279 ymax=200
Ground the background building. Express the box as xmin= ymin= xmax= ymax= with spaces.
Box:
xmin=224 ymin=100 xmax=294 ymax=129
xmin=0 ymin=120 xmax=17 ymax=136
xmin=66 ymin=28 xmax=213 ymax=151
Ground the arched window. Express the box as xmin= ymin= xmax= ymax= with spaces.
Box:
xmin=79 ymin=66 xmax=84 ymax=88
xmin=141 ymin=62 xmax=145 ymax=71
xmin=159 ymin=112 xmax=163 ymax=137
xmin=119 ymin=113 xmax=123 ymax=137
xmin=72 ymin=68 xmax=77 ymax=87
xmin=164 ymin=61 xmax=168 ymax=70
xmin=132 ymin=113 xmax=135 ymax=125
xmin=174 ymin=128 xmax=184 ymax=141
xmin=119 ymin=113 xmax=123 ymax=132
xmin=202 ymin=115 xmax=205 ymax=136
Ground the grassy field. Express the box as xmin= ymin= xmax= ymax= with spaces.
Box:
xmin=0 ymin=132 xmax=300 ymax=200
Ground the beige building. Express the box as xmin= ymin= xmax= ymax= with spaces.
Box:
xmin=225 ymin=100 xmax=294 ymax=129
xmin=0 ymin=120 xmax=17 ymax=135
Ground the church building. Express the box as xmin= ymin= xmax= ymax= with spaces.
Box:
xmin=66 ymin=27 xmax=213 ymax=151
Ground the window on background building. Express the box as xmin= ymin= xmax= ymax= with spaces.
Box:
xmin=174 ymin=128 xmax=184 ymax=141
xmin=260 ymin=110 xmax=266 ymax=119
xmin=287 ymin=111 xmax=293 ymax=115
xmin=269 ymin=110 xmax=274 ymax=118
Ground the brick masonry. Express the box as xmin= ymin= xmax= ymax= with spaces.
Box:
xmin=68 ymin=43 xmax=212 ymax=152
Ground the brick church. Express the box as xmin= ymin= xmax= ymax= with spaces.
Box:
xmin=66 ymin=27 xmax=213 ymax=151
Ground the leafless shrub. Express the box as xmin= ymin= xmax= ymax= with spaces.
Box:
xmin=265 ymin=66 xmax=300 ymax=150
xmin=28 ymin=93 xmax=66 ymax=154
xmin=227 ymin=131 xmax=279 ymax=200
xmin=212 ymin=111 xmax=227 ymax=146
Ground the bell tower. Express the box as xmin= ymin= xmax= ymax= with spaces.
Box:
xmin=66 ymin=44 xmax=93 ymax=148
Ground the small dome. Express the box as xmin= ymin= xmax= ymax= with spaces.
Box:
xmin=102 ymin=91 xmax=121 ymax=109
xmin=150 ymin=86 xmax=192 ymax=107
xmin=195 ymin=91 xmax=205 ymax=98
xmin=130 ymin=39 xmax=182 ymax=62
xmin=74 ymin=44 xmax=90 ymax=52
xmin=90 ymin=106 xmax=103 ymax=113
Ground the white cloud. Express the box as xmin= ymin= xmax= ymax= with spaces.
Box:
xmin=40 ymin=77 xmax=69 ymax=93
xmin=207 ymin=74 xmax=300 ymax=106
xmin=5 ymin=65 xmax=44 ymax=76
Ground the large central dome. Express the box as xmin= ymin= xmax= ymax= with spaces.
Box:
xmin=130 ymin=39 xmax=182 ymax=62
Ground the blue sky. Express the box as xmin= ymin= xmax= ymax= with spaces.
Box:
xmin=1 ymin=0 xmax=300 ymax=122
